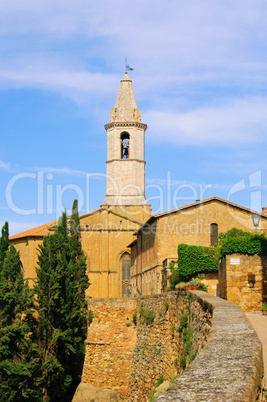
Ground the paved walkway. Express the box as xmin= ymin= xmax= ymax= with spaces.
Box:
xmin=246 ymin=313 xmax=267 ymax=380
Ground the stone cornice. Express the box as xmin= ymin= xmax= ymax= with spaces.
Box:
xmin=106 ymin=159 xmax=145 ymax=164
xmin=104 ymin=122 xmax=147 ymax=131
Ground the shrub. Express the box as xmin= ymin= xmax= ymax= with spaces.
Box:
xmin=157 ymin=374 xmax=164 ymax=387
xmin=260 ymin=303 xmax=267 ymax=311
xmin=149 ymin=389 xmax=157 ymax=402
xmin=132 ymin=310 xmax=137 ymax=326
xmin=139 ymin=306 xmax=155 ymax=325
xmin=169 ymin=269 xmax=180 ymax=288
xmin=219 ymin=228 xmax=267 ymax=257
xmin=88 ymin=309 xmax=94 ymax=325
xmin=180 ymin=355 xmax=186 ymax=370
xmin=177 ymin=244 xmax=220 ymax=282
xmin=179 ymin=314 xmax=188 ymax=330
xmin=198 ymin=282 xmax=208 ymax=292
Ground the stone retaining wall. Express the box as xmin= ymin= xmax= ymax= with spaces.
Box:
xmin=126 ymin=292 xmax=211 ymax=401
xmin=157 ymin=291 xmax=264 ymax=402
xmin=81 ymin=298 xmax=137 ymax=396
xmin=80 ymin=292 xmax=264 ymax=401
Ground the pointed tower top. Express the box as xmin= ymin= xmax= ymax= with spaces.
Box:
xmin=110 ymin=72 xmax=142 ymax=123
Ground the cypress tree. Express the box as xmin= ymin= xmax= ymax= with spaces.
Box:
xmin=65 ymin=200 xmax=89 ymax=395
xmin=69 ymin=199 xmax=80 ymax=237
xmin=0 ymin=222 xmax=9 ymax=271
xmin=35 ymin=207 xmax=89 ymax=401
xmin=0 ymin=245 xmax=25 ymax=327
xmin=0 ymin=245 xmax=42 ymax=400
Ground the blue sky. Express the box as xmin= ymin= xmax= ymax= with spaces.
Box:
xmin=0 ymin=0 xmax=267 ymax=235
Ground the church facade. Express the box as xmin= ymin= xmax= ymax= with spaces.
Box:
xmin=9 ymin=73 xmax=267 ymax=299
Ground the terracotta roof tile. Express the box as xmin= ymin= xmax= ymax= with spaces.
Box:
xmin=9 ymin=220 xmax=57 ymax=241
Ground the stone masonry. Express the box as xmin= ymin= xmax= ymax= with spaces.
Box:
xmin=218 ymin=254 xmax=267 ymax=312
xmin=158 ymin=291 xmax=264 ymax=402
xmin=80 ymin=291 xmax=264 ymax=401
xmin=81 ymin=292 xmax=212 ymax=401
xmin=126 ymin=293 xmax=211 ymax=401
xmin=81 ymin=298 xmax=137 ymax=396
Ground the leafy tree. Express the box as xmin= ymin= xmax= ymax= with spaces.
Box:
xmin=35 ymin=204 xmax=89 ymax=401
xmin=0 ymin=244 xmax=42 ymax=400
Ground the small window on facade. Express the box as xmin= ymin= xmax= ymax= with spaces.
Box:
xmin=121 ymin=132 xmax=130 ymax=159
xmin=210 ymin=223 xmax=218 ymax=246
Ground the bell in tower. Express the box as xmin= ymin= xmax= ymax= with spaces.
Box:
xmin=121 ymin=133 xmax=130 ymax=159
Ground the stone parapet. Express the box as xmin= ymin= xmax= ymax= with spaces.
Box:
xmin=157 ymin=291 xmax=264 ymax=402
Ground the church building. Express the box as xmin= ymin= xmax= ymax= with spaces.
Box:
xmin=9 ymin=72 xmax=267 ymax=299
xmin=10 ymin=72 xmax=151 ymax=298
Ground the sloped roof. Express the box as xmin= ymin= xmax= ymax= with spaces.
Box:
xmin=109 ymin=72 xmax=142 ymax=123
xmin=9 ymin=220 xmax=57 ymax=241
xmin=9 ymin=206 xmax=144 ymax=241
xmin=135 ymin=196 xmax=267 ymax=235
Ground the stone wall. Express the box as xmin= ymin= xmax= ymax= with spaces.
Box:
xmin=157 ymin=292 xmax=264 ymax=402
xmin=126 ymin=293 xmax=211 ymax=401
xmin=218 ymin=254 xmax=267 ymax=312
xmin=81 ymin=292 xmax=211 ymax=401
xmin=193 ymin=272 xmax=218 ymax=296
xmin=80 ymin=291 xmax=264 ymax=401
xmin=81 ymin=298 xmax=137 ymax=396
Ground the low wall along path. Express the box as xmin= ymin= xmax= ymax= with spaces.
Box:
xmin=76 ymin=291 xmax=264 ymax=402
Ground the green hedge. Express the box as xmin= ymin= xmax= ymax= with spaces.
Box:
xmin=170 ymin=229 xmax=267 ymax=286
xmin=177 ymin=243 xmax=220 ymax=282
xmin=219 ymin=228 xmax=267 ymax=257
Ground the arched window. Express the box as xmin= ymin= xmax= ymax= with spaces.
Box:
xmin=121 ymin=252 xmax=131 ymax=297
xmin=210 ymin=223 xmax=218 ymax=246
xmin=121 ymin=132 xmax=130 ymax=159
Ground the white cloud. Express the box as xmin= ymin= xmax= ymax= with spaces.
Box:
xmin=0 ymin=1 xmax=267 ymax=71
xmin=0 ymin=67 xmax=118 ymax=94
xmin=144 ymin=97 xmax=267 ymax=146
xmin=0 ymin=1 xmax=266 ymax=130
xmin=0 ymin=0 xmax=266 ymax=104
xmin=0 ymin=160 xmax=10 ymax=170
xmin=34 ymin=167 xmax=87 ymax=176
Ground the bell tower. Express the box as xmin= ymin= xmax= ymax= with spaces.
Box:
xmin=102 ymin=72 xmax=149 ymax=209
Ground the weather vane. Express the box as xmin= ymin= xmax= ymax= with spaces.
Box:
xmin=125 ymin=57 xmax=134 ymax=72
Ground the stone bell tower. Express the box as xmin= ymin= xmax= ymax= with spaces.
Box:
xmin=102 ymin=72 xmax=150 ymax=209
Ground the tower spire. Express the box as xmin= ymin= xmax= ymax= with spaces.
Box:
xmin=110 ymin=73 xmax=141 ymax=123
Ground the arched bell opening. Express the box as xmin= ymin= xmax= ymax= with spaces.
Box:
xmin=121 ymin=132 xmax=130 ymax=159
